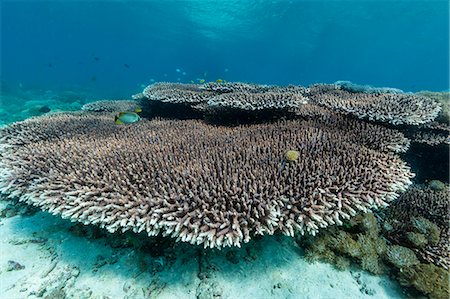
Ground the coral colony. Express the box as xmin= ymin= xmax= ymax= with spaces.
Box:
xmin=1 ymin=81 xmax=446 ymax=250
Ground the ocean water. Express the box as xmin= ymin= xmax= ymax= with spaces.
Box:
xmin=1 ymin=0 xmax=449 ymax=99
xmin=0 ymin=1 xmax=449 ymax=299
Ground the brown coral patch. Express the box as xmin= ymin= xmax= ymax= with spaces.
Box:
xmin=384 ymin=185 xmax=450 ymax=269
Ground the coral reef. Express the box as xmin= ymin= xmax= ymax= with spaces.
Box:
xmin=295 ymin=105 xmax=410 ymax=153
xmin=416 ymin=91 xmax=449 ymax=124
xmin=403 ymin=91 xmax=450 ymax=146
xmin=139 ymin=82 xmax=441 ymax=127
xmin=81 ymin=100 xmax=141 ymax=113
xmin=299 ymin=213 xmax=388 ymax=275
xmin=0 ymin=113 xmax=413 ymax=248
xmin=382 ymin=184 xmax=450 ymax=270
xmin=334 ymin=81 xmax=404 ymax=94
xmin=308 ymin=84 xmax=441 ymax=125
xmin=299 ymin=212 xmax=450 ymax=299
xmin=143 ymin=82 xmax=214 ymax=105
xmin=207 ymin=92 xmax=308 ymax=111
xmin=398 ymin=263 xmax=449 ymax=299
xmin=410 ymin=131 xmax=449 ymax=146
xmin=384 ymin=245 xmax=419 ymax=268
xmin=200 ymin=82 xmax=273 ymax=94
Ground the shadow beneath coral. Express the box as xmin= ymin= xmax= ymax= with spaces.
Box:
xmin=0 ymin=199 xmax=405 ymax=299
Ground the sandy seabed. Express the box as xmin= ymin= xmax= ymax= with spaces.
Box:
xmin=0 ymin=201 xmax=405 ymax=299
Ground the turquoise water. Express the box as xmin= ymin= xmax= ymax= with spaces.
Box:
xmin=1 ymin=0 xmax=448 ymax=99
xmin=0 ymin=2 xmax=449 ymax=299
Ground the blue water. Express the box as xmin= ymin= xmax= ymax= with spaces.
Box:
xmin=1 ymin=0 xmax=449 ymax=99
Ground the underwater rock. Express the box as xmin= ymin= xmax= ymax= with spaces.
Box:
xmin=31 ymin=265 xmax=80 ymax=298
xmin=385 ymin=245 xmax=420 ymax=269
xmin=428 ymin=180 xmax=446 ymax=191
xmin=38 ymin=105 xmax=51 ymax=113
xmin=196 ymin=251 xmax=223 ymax=299
xmin=6 ymin=260 xmax=25 ymax=271
xmin=0 ymin=113 xmax=413 ymax=248
xmin=0 ymin=198 xmax=39 ymax=218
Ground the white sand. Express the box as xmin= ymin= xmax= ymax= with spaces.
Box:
xmin=0 ymin=202 xmax=405 ymax=299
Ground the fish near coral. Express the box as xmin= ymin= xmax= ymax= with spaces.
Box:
xmin=284 ymin=150 xmax=300 ymax=162
xmin=278 ymin=150 xmax=300 ymax=175
xmin=114 ymin=108 xmax=142 ymax=125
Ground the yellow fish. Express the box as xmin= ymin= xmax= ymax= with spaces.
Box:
xmin=114 ymin=108 xmax=142 ymax=125
xmin=216 ymin=79 xmax=223 ymax=83
xmin=278 ymin=150 xmax=300 ymax=176
xmin=198 ymin=79 xmax=206 ymax=83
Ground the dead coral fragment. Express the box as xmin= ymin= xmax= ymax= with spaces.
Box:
xmin=0 ymin=113 xmax=413 ymax=248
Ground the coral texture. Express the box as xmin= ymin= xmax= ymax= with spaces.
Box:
xmin=308 ymin=84 xmax=442 ymax=125
xmin=207 ymin=92 xmax=308 ymax=111
xmin=300 ymin=212 xmax=449 ymax=298
xmin=140 ymin=82 xmax=441 ymax=127
xmin=0 ymin=113 xmax=413 ymax=248
xmin=399 ymin=263 xmax=449 ymax=299
xmin=410 ymin=131 xmax=449 ymax=146
xmin=294 ymin=105 xmax=410 ymax=153
xmin=415 ymin=91 xmax=449 ymax=124
xmin=384 ymin=185 xmax=449 ymax=269
xmin=334 ymin=81 xmax=404 ymax=94
xmin=143 ymin=82 xmax=215 ymax=105
xmin=82 ymin=100 xmax=141 ymax=113
xmin=200 ymin=82 xmax=272 ymax=94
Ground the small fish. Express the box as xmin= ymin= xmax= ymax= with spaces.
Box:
xmin=48 ymin=63 xmax=52 ymax=68
xmin=182 ymin=71 xmax=186 ymax=76
xmin=91 ymin=76 xmax=97 ymax=82
xmin=198 ymin=79 xmax=206 ymax=83
xmin=278 ymin=150 xmax=300 ymax=176
xmin=176 ymin=68 xmax=181 ymax=73
xmin=190 ymin=80 xmax=195 ymax=84
xmin=124 ymin=64 xmax=130 ymax=68
xmin=114 ymin=108 xmax=142 ymax=125
xmin=216 ymin=79 xmax=223 ymax=83
xmin=94 ymin=56 xmax=100 ymax=61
